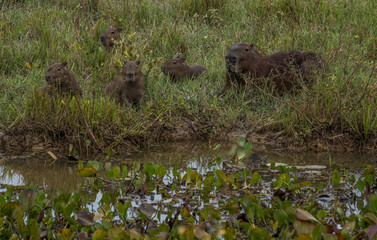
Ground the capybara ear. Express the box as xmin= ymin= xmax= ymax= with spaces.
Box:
xmin=124 ymin=60 xmax=128 ymax=65
xmin=117 ymin=27 xmax=123 ymax=32
xmin=179 ymin=57 xmax=186 ymax=63
xmin=175 ymin=55 xmax=180 ymax=59
xmin=249 ymin=44 xmax=254 ymax=49
xmin=50 ymin=59 xmax=56 ymax=65
xmin=136 ymin=60 xmax=141 ymax=65
xmin=61 ymin=61 xmax=68 ymax=67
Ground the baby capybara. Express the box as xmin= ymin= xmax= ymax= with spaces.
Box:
xmin=45 ymin=61 xmax=82 ymax=97
xmin=105 ymin=60 xmax=144 ymax=105
xmin=219 ymin=42 xmax=324 ymax=95
xmin=100 ymin=27 xmax=123 ymax=49
xmin=161 ymin=56 xmax=207 ymax=81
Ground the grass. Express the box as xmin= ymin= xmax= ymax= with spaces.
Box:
xmin=1 ymin=0 xmax=377 ymax=152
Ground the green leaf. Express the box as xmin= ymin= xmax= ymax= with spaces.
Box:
xmin=244 ymin=142 xmax=253 ymax=152
xmin=250 ymin=172 xmax=260 ymax=186
xmin=112 ymin=165 xmax=121 ymax=178
xmin=88 ymin=161 xmax=101 ymax=171
xmin=215 ymin=169 xmax=227 ymax=183
xmin=157 ymin=166 xmax=166 ymax=178
xmin=77 ymin=167 xmax=97 ymax=177
xmin=331 ymin=172 xmax=341 ymax=186
xmin=92 ymin=230 xmax=107 ymax=240
xmin=122 ymin=166 xmax=128 ymax=180
xmin=78 ymin=161 xmax=84 ymax=170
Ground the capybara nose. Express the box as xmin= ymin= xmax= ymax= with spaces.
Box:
xmin=100 ymin=36 xmax=105 ymax=45
xmin=127 ymin=73 xmax=134 ymax=78
xmin=226 ymin=55 xmax=237 ymax=63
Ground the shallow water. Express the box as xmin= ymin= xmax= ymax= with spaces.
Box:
xmin=0 ymin=141 xmax=376 ymax=193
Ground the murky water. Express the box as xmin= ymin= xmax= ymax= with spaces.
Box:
xmin=1 ymin=141 xmax=376 ymax=193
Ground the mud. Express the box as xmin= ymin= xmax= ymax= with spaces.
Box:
xmin=1 ymin=120 xmax=375 ymax=154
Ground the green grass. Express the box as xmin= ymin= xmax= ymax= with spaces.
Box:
xmin=1 ymin=0 xmax=377 ymax=151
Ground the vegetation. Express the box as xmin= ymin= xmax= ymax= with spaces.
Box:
xmin=1 ymin=0 xmax=377 ymax=152
xmin=1 ymin=137 xmax=377 ymax=239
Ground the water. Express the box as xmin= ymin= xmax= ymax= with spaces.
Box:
xmin=1 ymin=141 xmax=376 ymax=193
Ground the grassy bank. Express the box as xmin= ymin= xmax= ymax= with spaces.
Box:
xmin=1 ymin=0 xmax=377 ymax=153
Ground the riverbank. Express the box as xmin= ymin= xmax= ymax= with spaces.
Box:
xmin=1 ymin=0 xmax=377 ymax=154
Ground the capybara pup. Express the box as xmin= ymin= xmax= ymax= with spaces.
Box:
xmin=105 ymin=60 xmax=145 ymax=105
xmin=45 ymin=61 xmax=82 ymax=97
xmin=161 ymin=56 xmax=207 ymax=81
xmin=100 ymin=27 xmax=123 ymax=49
xmin=219 ymin=42 xmax=324 ymax=95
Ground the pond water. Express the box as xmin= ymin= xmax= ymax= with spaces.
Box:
xmin=0 ymin=141 xmax=376 ymax=194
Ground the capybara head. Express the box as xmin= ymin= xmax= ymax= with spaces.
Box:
xmin=161 ymin=56 xmax=190 ymax=78
xmin=122 ymin=60 xmax=141 ymax=82
xmin=45 ymin=61 xmax=70 ymax=85
xmin=225 ymin=43 xmax=256 ymax=73
xmin=100 ymin=27 xmax=123 ymax=48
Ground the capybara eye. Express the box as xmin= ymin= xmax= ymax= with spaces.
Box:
xmin=57 ymin=68 xmax=61 ymax=71
xmin=245 ymin=48 xmax=249 ymax=52
xmin=111 ymin=31 xmax=115 ymax=34
xmin=173 ymin=61 xmax=177 ymax=64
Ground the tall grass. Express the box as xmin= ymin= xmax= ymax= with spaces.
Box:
xmin=1 ymin=0 xmax=377 ymax=151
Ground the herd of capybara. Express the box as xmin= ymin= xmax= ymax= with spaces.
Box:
xmin=39 ymin=27 xmax=325 ymax=105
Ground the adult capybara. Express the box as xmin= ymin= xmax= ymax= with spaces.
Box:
xmin=161 ymin=56 xmax=207 ymax=81
xmin=219 ymin=42 xmax=324 ymax=95
xmin=105 ymin=60 xmax=144 ymax=105
xmin=45 ymin=61 xmax=82 ymax=97
xmin=100 ymin=27 xmax=123 ymax=49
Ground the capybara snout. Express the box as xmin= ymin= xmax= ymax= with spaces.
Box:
xmin=122 ymin=60 xmax=141 ymax=82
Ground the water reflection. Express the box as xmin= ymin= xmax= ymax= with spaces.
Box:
xmin=0 ymin=141 xmax=376 ymax=194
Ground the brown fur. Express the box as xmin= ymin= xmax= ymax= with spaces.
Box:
xmin=38 ymin=84 xmax=53 ymax=96
xmin=100 ymin=27 xmax=123 ymax=49
xmin=219 ymin=42 xmax=324 ymax=95
xmin=161 ymin=56 xmax=207 ymax=81
xmin=105 ymin=60 xmax=145 ymax=105
xmin=45 ymin=61 xmax=82 ymax=97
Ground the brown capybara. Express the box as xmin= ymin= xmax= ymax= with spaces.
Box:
xmin=39 ymin=84 xmax=53 ymax=96
xmin=100 ymin=27 xmax=123 ymax=49
xmin=161 ymin=56 xmax=207 ymax=81
xmin=219 ymin=42 xmax=324 ymax=95
xmin=45 ymin=61 xmax=82 ymax=97
xmin=105 ymin=60 xmax=144 ymax=105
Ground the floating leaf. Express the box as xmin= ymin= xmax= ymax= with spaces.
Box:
xmin=139 ymin=203 xmax=155 ymax=218
xmin=20 ymin=189 xmax=38 ymax=211
xmin=77 ymin=167 xmax=97 ymax=177
xmin=293 ymin=220 xmax=316 ymax=235
xmin=88 ymin=161 xmax=101 ymax=171
xmin=76 ymin=211 xmax=94 ymax=226
xmin=331 ymin=172 xmax=341 ymax=186
xmin=92 ymin=230 xmax=107 ymax=240
xmin=1 ymin=202 xmax=19 ymax=218
xmin=367 ymin=224 xmax=377 ymax=240
xmin=296 ymin=209 xmax=318 ymax=222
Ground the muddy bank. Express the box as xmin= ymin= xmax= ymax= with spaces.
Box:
xmin=1 ymin=120 xmax=377 ymax=154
